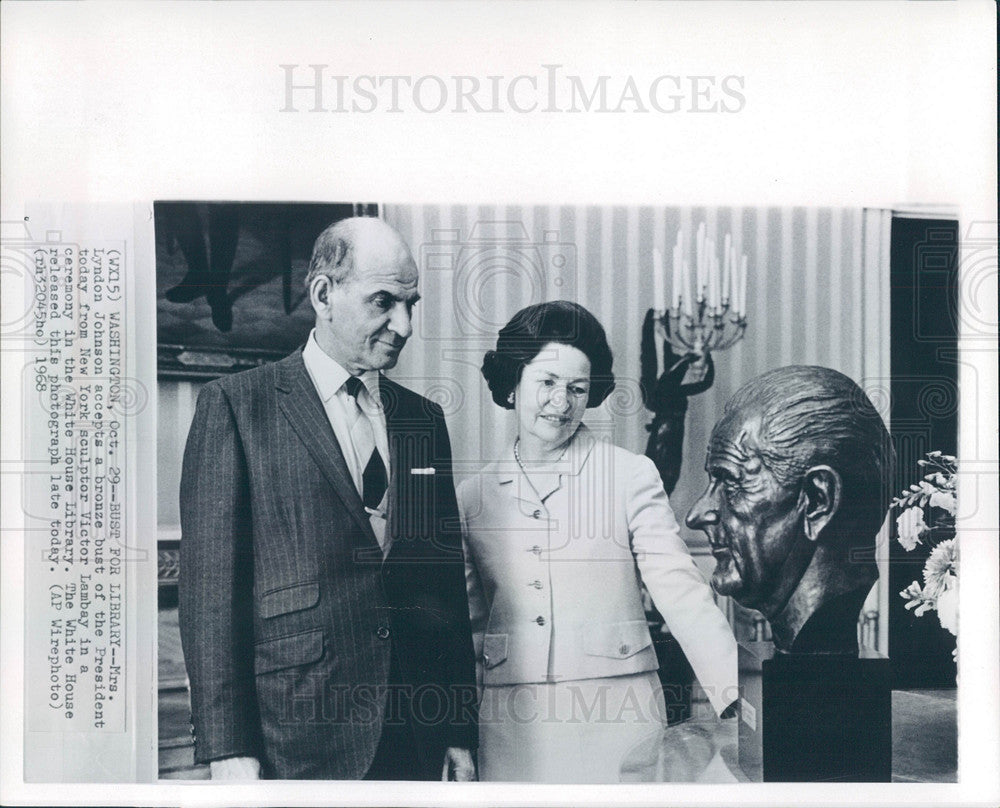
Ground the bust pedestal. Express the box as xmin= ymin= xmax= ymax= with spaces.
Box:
xmin=737 ymin=641 xmax=891 ymax=782
xmin=651 ymin=629 xmax=694 ymax=725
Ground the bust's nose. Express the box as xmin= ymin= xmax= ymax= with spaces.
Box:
xmin=686 ymin=489 xmax=717 ymax=530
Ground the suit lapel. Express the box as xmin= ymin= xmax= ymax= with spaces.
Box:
xmin=274 ymin=351 xmax=379 ymax=549
xmin=380 ymin=377 xmax=406 ymax=547
xmin=381 ymin=376 xmax=435 ymax=558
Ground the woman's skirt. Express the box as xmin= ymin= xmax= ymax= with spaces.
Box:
xmin=477 ymin=670 xmax=666 ymax=783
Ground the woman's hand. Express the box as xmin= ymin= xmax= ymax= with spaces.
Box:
xmin=441 ymin=746 xmax=477 ymax=781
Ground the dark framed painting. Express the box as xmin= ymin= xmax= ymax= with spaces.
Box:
xmin=155 ymin=201 xmax=378 ymax=379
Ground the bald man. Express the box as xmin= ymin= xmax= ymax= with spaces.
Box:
xmin=179 ymin=217 xmax=478 ymax=780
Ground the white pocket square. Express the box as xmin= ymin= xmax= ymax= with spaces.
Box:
xmin=410 ymin=467 xmax=436 ymax=475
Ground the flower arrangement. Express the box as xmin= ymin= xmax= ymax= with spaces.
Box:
xmin=892 ymin=451 xmax=958 ymax=638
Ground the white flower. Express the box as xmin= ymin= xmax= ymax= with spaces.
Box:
xmin=929 ymin=490 xmax=957 ymax=515
xmin=900 ymin=581 xmax=936 ymax=616
xmin=896 ymin=451 xmax=960 ymax=633
xmin=896 ymin=506 xmax=928 ymax=551
xmin=936 ymin=586 xmax=958 ymax=636
xmin=922 ymin=539 xmax=958 ymax=597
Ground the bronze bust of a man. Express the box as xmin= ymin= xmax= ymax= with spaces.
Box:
xmin=687 ymin=365 xmax=894 ymax=654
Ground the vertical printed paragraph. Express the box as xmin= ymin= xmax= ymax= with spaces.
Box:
xmin=26 ymin=241 xmax=127 ymax=734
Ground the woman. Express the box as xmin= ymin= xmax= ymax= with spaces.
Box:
xmin=458 ymin=301 xmax=737 ymax=783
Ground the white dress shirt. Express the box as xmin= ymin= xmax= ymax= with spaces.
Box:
xmin=302 ymin=330 xmax=391 ymax=554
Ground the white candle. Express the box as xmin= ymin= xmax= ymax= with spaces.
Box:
xmin=722 ymin=234 xmax=732 ymax=303
xmin=653 ymin=247 xmax=666 ymax=310
xmin=696 ymin=223 xmax=706 ymax=302
xmin=737 ymin=246 xmax=742 ymax=297
xmin=676 ymin=257 xmax=683 ymax=312
xmin=671 ymin=243 xmax=682 ymax=310
xmin=678 ymin=232 xmax=685 ymax=305
xmin=738 ymin=254 xmax=748 ymax=317
xmin=682 ymin=260 xmax=693 ymax=317
xmin=716 ymin=252 xmax=723 ymax=309
xmin=706 ymin=245 xmax=714 ymax=309
xmin=708 ymin=241 xmax=720 ymax=309
xmin=733 ymin=255 xmax=742 ymax=316
xmin=678 ymin=238 xmax=687 ymax=307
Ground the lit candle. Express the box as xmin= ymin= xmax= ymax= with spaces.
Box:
xmin=653 ymin=247 xmax=666 ymax=310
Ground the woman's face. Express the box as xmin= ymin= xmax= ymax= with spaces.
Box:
xmin=514 ymin=342 xmax=591 ymax=454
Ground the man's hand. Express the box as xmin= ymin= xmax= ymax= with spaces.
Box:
xmin=210 ymin=756 xmax=261 ymax=780
xmin=441 ymin=746 xmax=476 ymax=781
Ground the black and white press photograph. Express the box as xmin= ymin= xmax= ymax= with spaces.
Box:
xmin=155 ymin=202 xmax=960 ymax=784
xmin=3 ymin=2 xmax=996 ymax=806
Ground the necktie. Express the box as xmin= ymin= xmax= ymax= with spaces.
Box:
xmin=344 ymin=375 xmax=388 ymax=512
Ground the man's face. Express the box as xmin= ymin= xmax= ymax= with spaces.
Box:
xmin=685 ymin=411 xmax=806 ymax=614
xmin=320 ymin=230 xmax=420 ymax=375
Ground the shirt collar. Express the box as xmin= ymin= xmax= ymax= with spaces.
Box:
xmin=302 ymin=330 xmax=380 ymax=404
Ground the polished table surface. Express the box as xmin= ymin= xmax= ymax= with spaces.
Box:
xmin=161 ymin=601 xmax=956 ymax=782
xmin=659 ymin=689 xmax=957 ymax=783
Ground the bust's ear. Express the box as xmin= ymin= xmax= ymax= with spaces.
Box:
xmin=801 ymin=465 xmax=842 ymax=542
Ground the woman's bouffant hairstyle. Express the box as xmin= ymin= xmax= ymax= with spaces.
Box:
xmin=481 ymin=301 xmax=616 ymax=409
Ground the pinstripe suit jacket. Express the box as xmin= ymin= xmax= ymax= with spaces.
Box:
xmin=178 ymin=349 xmax=477 ymax=779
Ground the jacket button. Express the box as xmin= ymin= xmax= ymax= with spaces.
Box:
xmin=536 ymin=616 xmax=546 ymax=626
xmin=483 ymin=653 xmax=490 ymax=665
xmin=532 ymin=509 xmax=542 ymax=519
xmin=376 ymin=626 xmax=391 ymax=639
xmin=619 ymin=643 xmax=630 ymax=655
xmin=529 ymin=580 xmax=543 ymax=589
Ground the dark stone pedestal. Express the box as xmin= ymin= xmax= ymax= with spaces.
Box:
xmin=652 ymin=631 xmax=695 ymax=725
xmin=738 ymin=641 xmax=891 ymax=782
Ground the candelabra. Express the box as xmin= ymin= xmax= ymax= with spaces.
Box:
xmin=652 ymin=222 xmax=749 ymax=356
xmin=656 ymin=300 xmax=747 ymax=356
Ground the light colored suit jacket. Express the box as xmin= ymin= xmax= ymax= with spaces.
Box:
xmin=458 ymin=425 xmax=737 ymax=715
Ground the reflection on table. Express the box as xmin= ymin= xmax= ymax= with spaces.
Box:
xmin=659 ymin=689 xmax=956 ymax=783
xmin=159 ymin=602 xmax=956 ymax=783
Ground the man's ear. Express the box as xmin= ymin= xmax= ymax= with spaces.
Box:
xmin=800 ymin=465 xmax=842 ymax=542
xmin=309 ymin=274 xmax=333 ymax=313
